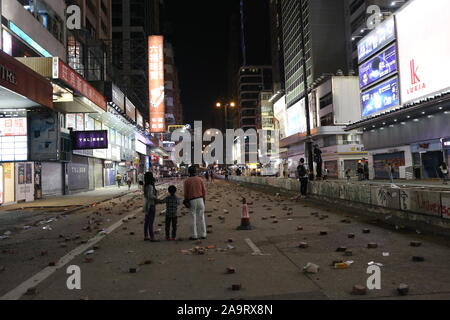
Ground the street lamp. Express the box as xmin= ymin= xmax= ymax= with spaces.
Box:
xmin=215 ymin=101 xmax=237 ymax=130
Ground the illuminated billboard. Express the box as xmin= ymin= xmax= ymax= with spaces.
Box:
xmin=72 ymin=131 xmax=108 ymax=150
xmin=0 ymin=118 xmax=28 ymax=161
xmin=396 ymin=0 xmax=450 ymax=104
xmin=359 ymin=44 xmax=398 ymax=89
xmin=361 ymin=77 xmax=400 ymax=118
xmin=358 ymin=17 xmax=396 ymax=63
xmin=286 ymin=98 xmax=307 ymax=137
xmin=148 ymin=36 xmax=166 ymax=133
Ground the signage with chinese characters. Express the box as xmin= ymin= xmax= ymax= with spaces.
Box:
xmin=358 ymin=17 xmax=396 ymax=63
xmin=52 ymin=57 xmax=107 ymax=111
xmin=136 ymin=111 xmax=144 ymax=128
xmin=135 ymin=140 xmax=147 ymax=155
xmin=396 ymin=0 xmax=450 ymax=104
xmin=0 ymin=118 xmax=28 ymax=161
xmin=148 ymin=36 xmax=166 ymax=133
xmin=112 ymin=83 xmax=125 ymax=112
xmin=72 ymin=130 xmax=108 ymax=150
xmin=359 ymin=44 xmax=398 ymax=89
xmin=125 ymin=98 xmax=136 ymax=122
xmin=361 ymin=77 xmax=400 ymax=118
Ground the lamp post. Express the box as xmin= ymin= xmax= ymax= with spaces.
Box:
xmin=215 ymin=101 xmax=236 ymax=130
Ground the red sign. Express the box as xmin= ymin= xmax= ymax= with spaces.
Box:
xmin=0 ymin=51 xmax=53 ymax=109
xmin=148 ymin=36 xmax=166 ymax=133
xmin=56 ymin=59 xmax=107 ymax=111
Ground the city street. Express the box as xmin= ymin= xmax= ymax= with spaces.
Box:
xmin=2 ymin=179 xmax=450 ymax=300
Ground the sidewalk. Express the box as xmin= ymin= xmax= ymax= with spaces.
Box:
xmin=0 ymin=185 xmax=140 ymax=213
xmin=318 ymin=178 xmax=450 ymax=190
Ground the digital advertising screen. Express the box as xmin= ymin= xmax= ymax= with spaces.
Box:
xmin=358 ymin=17 xmax=396 ymax=63
xmin=359 ymin=44 xmax=398 ymax=89
xmin=361 ymin=77 xmax=400 ymax=118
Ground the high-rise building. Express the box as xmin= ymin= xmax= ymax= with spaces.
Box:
xmin=345 ymin=0 xmax=410 ymax=72
xmin=164 ymin=41 xmax=183 ymax=127
xmin=238 ymin=66 xmax=273 ymax=132
xmin=269 ymin=0 xmax=285 ymax=92
xmin=281 ymin=0 xmax=349 ymax=109
xmin=111 ymin=0 xmax=163 ymax=118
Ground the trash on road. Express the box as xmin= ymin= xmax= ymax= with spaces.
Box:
xmin=84 ymin=250 xmax=95 ymax=255
xmin=383 ymin=252 xmax=390 ymax=257
xmin=42 ymin=225 xmax=52 ymax=231
xmin=231 ymin=284 xmax=242 ymax=291
xmin=303 ymin=263 xmax=320 ymax=274
xmin=367 ymin=243 xmax=378 ymax=249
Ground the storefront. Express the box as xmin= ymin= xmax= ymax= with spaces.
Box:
xmin=411 ymin=140 xmax=445 ymax=179
xmin=0 ymin=50 xmax=53 ymax=205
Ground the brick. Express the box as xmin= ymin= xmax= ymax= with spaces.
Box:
xmin=367 ymin=243 xmax=378 ymax=249
xmin=412 ymin=256 xmax=425 ymax=262
xmin=40 ymin=251 xmax=48 ymax=257
xmin=348 ymin=234 xmax=356 ymax=239
xmin=363 ymin=229 xmax=371 ymax=234
xmin=129 ymin=268 xmax=138 ymax=273
xmin=226 ymin=267 xmax=236 ymax=274
xmin=231 ymin=284 xmax=242 ymax=291
xmin=352 ymin=285 xmax=367 ymax=295
xmin=84 ymin=257 xmax=94 ymax=264
xmin=25 ymin=287 xmax=37 ymax=296
xmin=0 ymin=265 xmax=5 ymax=272
xmin=344 ymin=250 xmax=353 ymax=257
xmin=410 ymin=241 xmax=422 ymax=248
xmin=297 ymin=226 xmax=304 ymax=231
xmin=298 ymin=242 xmax=309 ymax=249
xmin=398 ymin=284 xmax=410 ymax=296
xmin=48 ymin=262 xmax=57 ymax=267
xmin=319 ymin=231 xmax=328 ymax=236
xmin=336 ymin=247 xmax=347 ymax=252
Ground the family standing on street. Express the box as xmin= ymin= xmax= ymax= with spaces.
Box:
xmin=142 ymin=166 xmax=207 ymax=242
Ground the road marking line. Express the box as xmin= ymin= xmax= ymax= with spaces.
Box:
xmin=0 ymin=212 xmax=137 ymax=301
xmin=1 ymin=182 xmax=180 ymax=300
xmin=245 ymin=238 xmax=270 ymax=256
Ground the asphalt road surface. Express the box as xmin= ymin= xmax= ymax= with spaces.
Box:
xmin=1 ymin=179 xmax=450 ymax=300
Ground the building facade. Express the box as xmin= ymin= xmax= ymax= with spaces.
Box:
xmin=347 ymin=0 xmax=450 ymax=181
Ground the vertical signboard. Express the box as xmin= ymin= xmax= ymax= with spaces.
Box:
xmin=148 ymin=36 xmax=166 ymax=133
xmin=125 ymin=98 xmax=136 ymax=122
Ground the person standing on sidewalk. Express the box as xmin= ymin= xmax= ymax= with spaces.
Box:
xmin=184 ymin=166 xmax=207 ymax=241
xmin=127 ymin=175 xmax=132 ymax=190
xmin=440 ymin=162 xmax=449 ymax=185
xmin=388 ymin=163 xmax=395 ymax=183
xmin=144 ymin=172 xmax=159 ymax=242
xmin=116 ymin=173 xmax=122 ymax=188
xmin=296 ymin=158 xmax=309 ymax=200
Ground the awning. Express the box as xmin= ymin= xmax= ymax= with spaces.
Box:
xmin=0 ymin=51 xmax=52 ymax=109
xmin=15 ymin=57 xmax=107 ymax=112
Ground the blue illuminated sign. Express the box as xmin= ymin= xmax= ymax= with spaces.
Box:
xmin=359 ymin=44 xmax=398 ymax=89
xmin=358 ymin=17 xmax=396 ymax=63
xmin=361 ymin=77 xmax=400 ymax=118
xmin=8 ymin=22 xmax=52 ymax=58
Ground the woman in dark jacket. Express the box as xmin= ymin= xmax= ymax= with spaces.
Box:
xmin=144 ymin=172 xmax=159 ymax=242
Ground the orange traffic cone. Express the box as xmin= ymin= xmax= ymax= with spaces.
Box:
xmin=237 ymin=198 xmax=253 ymax=230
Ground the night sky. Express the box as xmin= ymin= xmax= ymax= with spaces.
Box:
xmin=165 ymin=0 xmax=241 ymax=130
